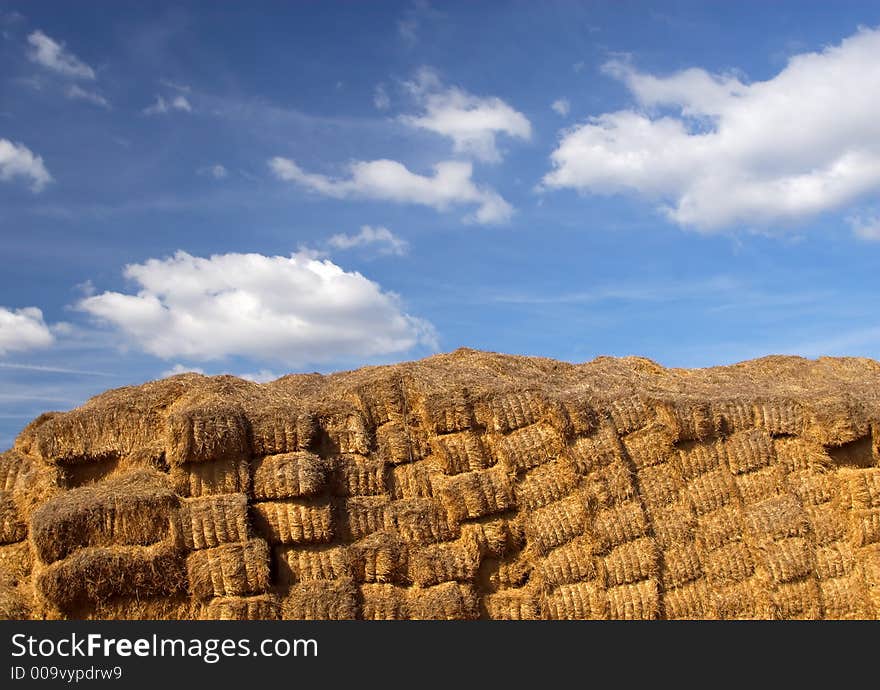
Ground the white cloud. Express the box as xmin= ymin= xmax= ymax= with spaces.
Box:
xmin=400 ymin=67 xmax=531 ymax=163
xmin=373 ymin=83 xmax=390 ymax=110
xmin=143 ymin=94 xmax=192 ymax=115
xmin=66 ymin=84 xmax=110 ymax=108
xmin=0 ymin=307 xmax=54 ymax=355
xmin=551 ymin=98 xmax=570 ymax=117
xmin=270 ymin=157 xmax=512 ymax=224
xmin=239 ymin=369 xmax=277 ymax=383
xmin=327 ymin=225 xmax=409 ymax=256
xmin=0 ymin=139 xmax=51 ymax=192
xmin=26 ymin=30 xmax=95 ymax=80
xmin=77 ymin=250 xmax=436 ymax=365
xmin=849 ymin=213 xmax=880 ymax=241
xmin=162 ymin=363 xmax=205 ymax=377
xmin=159 ymin=79 xmax=191 ymax=93
xmin=198 ymin=164 xmax=228 ymax=179
xmin=543 ymin=27 xmax=880 ymax=231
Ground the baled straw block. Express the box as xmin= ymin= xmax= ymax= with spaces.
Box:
xmin=383 ymin=498 xmax=456 ymax=545
xmin=165 ymin=403 xmax=249 ymax=465
xmin=319 ymin=409 xmax=370 ymax=455
xmin=590 ymin=500 xmax=649 ymax=552
xmin=753 ymin=400 xmax=805 ymax=437
xmin=498 ymin=423 xmax=563 ymax=473
xmin=482 ymin=557 xmax=531 ymax=590
xmin=387 ymin=461 xmax=435 ymax=499
xmin=710 ymin=400 xmax=756 ymax=435
xmin=170 ymin=457 xmax=250 ymax=498
xmin=29 ymin=469 xmax=178 ymax=564
xmin=851 ymin=508 xmax=880 ymax=547
xmin=602 ymin=537 xmax=659 ymax=587
xmin=359 ymin=583 xmax=408 ymax=620
xmin=535 ymin=535 xmax=598 ymax=587
xmin=250 ymin=500 xmax=333 ymax=545
xmin=649 ymin=499 xmax=696 ymax=548
xmin=771 ymin=578 xmax=820 ymax=620
xmin=407 ymin=531 xmax=482 ymax=587
xmin=478 ymin=390 xmax=547 ymax=434
xmin=703 ymin=541 xmax=755 ymax=584
xmin=695 ymin=503 xmax=743 ymax=551
xmin=558 ymin=394 xmax=599 ymax=437
xmin=177 ymin=493 xmax=249 ymax=550
xmin=0 ymin=541 xmax=32 ymax=587
xmin=621 ymin=423 xmax=675 ymax=470
xmin=0 ymin=582 xmax=30 ymax=620
xmin=583 ymin=458 xmax=636 ymax=507
xmin=376 ymin=420 xmax=429 ymax=465
xmin=354 ymin=378 xmax=405 ymax=426
xmin=186 ymin=538 xmax=270 ymax=599
xmin=760 ymin=537 xmax=813 ymax=585
xmin=282 ymin=578 xmax=358 ymax=620
xmin=524 ymin=492 xmax=588 ymax=553
xmin=848 ymin=469 xmax=880 ymax=509
xmin=713 ymin=580 xmax=770 ymax=619
xmin=0 ymin=449 xmax=35 ymax=491
xmin=814 ymin=542 xmax=854 ymax=580
xmin=432 ymin=431 xmax=492 ymax=475
xmin=661 ymin=542 xmax=703 ymax=589
xmin=744 ymin=493 xmax=808 ymax=540
xmin=636 ymin=461 xmax=684 ymax=509
xmin=687 ymin=467 xmax=737 ymax=516
xmin=251 ymin=452 xmax=327 ymax=499
xmin=407 ymin=582 xmax=479 ymax=620
xmin=787 ymin=469 xmax=839 ymax=506
xmin=773 ymin=437 xmax=829 ymax=472
xmin=607 ymin=396 xmax=652 ymax=435
xmin=203 ymin=593 xmax=280 ymax=620
xmin=249 ymin=407 xmax=316 ymax=456
xmin=567 ymin=425 xmax=624 ymax=475
xmin=818 ymin=574 xmax=868 ymax=619
xmin=36 ymin=542 xmax=185 ymax=612
xmin=657 ymin=400 xmax=715 ymax=442
xmin=336 ymin=496 xmax=389 ymax=542
xmin=0 ymin=492 xmax=25 ymax=544
xmin=734 ymin=464 xmax=786 ymax=504
xmin=81 ymin=595 xmax=197 ymax=621
xmin=606 ymin=579 xmax=659 ymax=620
xmin=515 ymin=461 xmax=579 ymax=511
xmin=435 ymin=465 xmax=514 ymax=521
xmin=676 ymin=441 xmax=724 ymax=480
xmin=329 ymin=454 xmax=385 ymax=496
xmin=419 ymin=389 xmax=474 ymax=434
xmin=274 ymin=544 xmax=355 ymax=585
xmin=723 ymin=428 xmax=775 ymax=475
xmin=804 ymin=502 xmax=847 ymax=545
xmin=351 ymin=531 xmax=407 ymax=583
xmin=542 ymin=580 xmax=606 ymax=620
xmin=484 ymin=590 xmax=540 ymax=620
xmin=664 ymin=579 xmax=714 ymax=620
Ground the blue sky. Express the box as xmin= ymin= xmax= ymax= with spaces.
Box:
xmin=2 ymin=1 xmax=880 ymax=447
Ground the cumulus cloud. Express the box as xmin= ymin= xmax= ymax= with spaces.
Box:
xmin=542 ymin=27 xmax=880 ymax=231
xmin=270 ymin=157 xmax=512 ymax=224
xmin=162 ymin=363 xmax=205 ymax=377
xmin=849 ymin=213 xmax=880 ymax=241
xmin=143 ymin=94 xmax=192 ymax=115
xmin=400 ymin=67 xmax=531 ymax=163
xmin=327 ymin=225 xmax=409 ymax=256
xmin=198 ymin=164 xmax=228 ymax=179
xmin=373 ymin=83 xmax=390 ymax=110
xmin=26 ymin=30 xmax=95 ymax=79
xmin=0 ymin=139 xmax=51 ymax=192
xmin=551 ymin=98 xmax=570 ymax=117
xmin=77 ymin=250 xmax=436 ymax=365
xmin=66 ymin=84 xmax=110 ymax=108
xmin=0 ymin=306 xmax=54 ymax=355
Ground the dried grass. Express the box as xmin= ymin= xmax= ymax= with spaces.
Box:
xmin=281 ymin=578 xmax=358 ymax=620
xmin=250 ymin=500 xmax=333 ymax=545
xmin=177 ymin=493 xmax=249 ymax=550
xmin=186 ymin=538 xmax=269 ymax=599
xmin=251 ymin=452 xmax=327 ymax=499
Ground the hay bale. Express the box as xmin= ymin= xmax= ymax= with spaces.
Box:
xmin=319 ymin=409 xmax=370 ymax=455
xmin=818 ymin=574 xmax=868 ymax=619
xmin=664 ymin=579 xmax=714 ymax=620
xmin=359 ymin=583 xmax=408 ymax=620
xmin=376 ymin=419 xmax=429 ymax=465
xmin=713 ymin=580 xmax=771 ymax=619
xmin=787 ymin=469 xmax=839 ymax=506
xmin=723 ymin=429 xmax=775 ymax=475
xmin=251 ymin=500 xmax=333 ymax=545
xmin=524 ymin=493 xmax=588 ymax=553
xmin=753 ymin=400 xmax=805 ymax=437
xmin=83 ymin=595 xmax=199 ymax=621
xmin=407 ymin=582 xmax=479 ymax=620
xmin=166 ymin=403 xmax=250 ymax=465
xmin=677 ymin=441 xmax=724 ymax=480
xmin=0 ymin=492 xmax=25 ymax=544
xmin=170 ymin=457 xmax=251 ymax=497
xmin=583 ymin=458 xmax=636 ymax=507
xmin=36 ymin=542 xmax=185 ymax=612
xmin=186 ymin=538 xmax=270 ymax=599
xmin=704 ymin=541 xmax=755 ymax=584
xmin=558 ymin=394 xmax=599 ymax=437
xmin=482 ymin=556 xmax=531 ymax=590
xmin=29 ymin=469 xmax=178 ymax=564
xmin=590 ymin=500 xmax=649 ymax=552
xmin=771 ymin=578 xmax=820 ymax=620
xmin=607 ymin=579 xmax=660 ymax=620
xmin=330 ymin=455 xmax=386 ymax=496
xmin=484 ymin=589 xmax=540 ymax=620
xmin=387 ymin=461 xmax=435 ymax=499
xmin=636 ymin=461 xmax=684 ymax=510
xmin=354 ymin=377 xmax=406 ymax=426
xmin=515 ymin=461 xmax=579 ymax=511
xmin=607 ymin=396 xmax=652 ymax=435
xmin=774 ymin=437 xmax=830 ymax=472
xmin=744 ymin=494 xmax=808 ymax=540
xmin=542 ymin=580 xmax=606 ymax=620
xmin=275 ymin=544 xmax=355 ymax=585
xmin=805 ymin=502 xmax=848 ymax=545
xmin=203 ymin=593 xmax=280 ymax=620
xmin=602 ymin=537 xmax=659 ymax=587
xmin=251 ymin=452 xmax=327 ymax=499
xmin=649 ymin=499 xmax=696 ymax=548
xmin=658 ymin=400 xmax=715 ymax=442
xmin=418 ymin=389 xmax=475 ymax=434
xmin=477 ymin=390 xmax=548 ymax=434
xmin=567 ymin=425 xmax=624 ymax=475
xmin=0 ymin=583 xmax=31 ymax=620
xmin=621 ymin=424 xmax=675 ymax=470
xmin=351 ymin=531 xmax=407 ymax=583
xmin=734 ymin=464 xmax=786 ymax=504
xmin=435 ymin=465 xmax=514 ymax=522
xmin=498 ymin=423 xmax=563 ymax=473
xmin=336 ymin=496 xmax=390 ymax=542
xmin=281 ymin=578 xmax=358 ymax=620
xmin=0 ymin=541 xmax=32 ymax=587
xmin=710 ymin=400 xmax=756 ymax=436
xmin=815 ymin=542 xmax=855 ymax=580
xmin=536 ymin=535 xmax=598 ymax=587
xmin=177 ymin=493 xmax=249 ymax=550
xmin=1 ymin=449 xmax=35 ymax=491
xmin=695 ymin=503 xmax=743 ymax=552
xmin=249 ymin=407 xmax=316 ymax=456
xmin=431 ymin=431 xmax=492 ymax=474
xmin=383 ymin=498 xmax=456 ymax=545
xmin=687 ymin=467 xmax=737 ymax=516
xmin=661 ymin=542 xmax=703 ymax=590
xmin=848 ymin=469 xmax=880 ymax=509
xmin=407 ymin=531 xmax=483 ymax=587
xmin=851 ymin=508 xmax=880 ymax=547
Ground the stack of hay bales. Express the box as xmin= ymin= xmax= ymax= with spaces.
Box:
xmin=2 ymin=350 xmax=880 ymax=619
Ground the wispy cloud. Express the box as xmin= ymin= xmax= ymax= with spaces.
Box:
xmin=551 ymin=98 xmax=570 ymax=117
xmin=0 ymin=362 xmax=111 ymax=376
xmin=327 ymin=225 xmax=409 ymax=256
xmin=26 ymin=30 xmax=95 ymax=79
xmin=66 ymin=84 xmax=110 ymax=108
xmin=143 ymin=94 xmax=192 ymax=115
